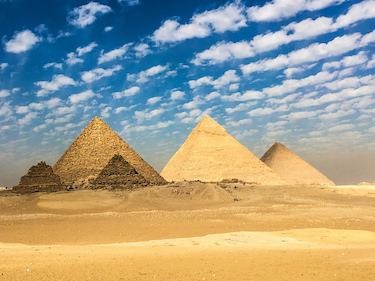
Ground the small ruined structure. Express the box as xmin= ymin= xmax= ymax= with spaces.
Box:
xmin=261 ymin=142 xmax=335 ymax=185
xmin=53 ymin=116 xmax=166 ymax=186
xmin=13 ymin=161 xmax=66 ymax=193
xmin=161 ymin=115 xmax=285 ymax=185
xmin=92 ymin=154 xmax=148 ymax=189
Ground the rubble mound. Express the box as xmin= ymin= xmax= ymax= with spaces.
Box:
xmin=13 ymin=161 xmax=66 ymax=193
xmin=92 ymin=154 xmax=148 ymax=189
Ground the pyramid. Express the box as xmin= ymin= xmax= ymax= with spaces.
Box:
xmin=93 ymin=154 xmax=148 ymax=189
xmin=53 ymin=117 xmax=166 ymax=185
xmin=161 ymin=115 xmax=285 ymax=185
xmin=13 ymin=161 xmax=66 ymax=193
xmin=260 ymin=142 xmax=335 ymax=185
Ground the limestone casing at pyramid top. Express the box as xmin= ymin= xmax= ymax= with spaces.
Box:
xmin=161 ymin=115 xmax=286 ymax=185
xmin=53 ymin=116 xmax=166 ymax=185
xmin=261 ymin=142 xmax=335 ymax=186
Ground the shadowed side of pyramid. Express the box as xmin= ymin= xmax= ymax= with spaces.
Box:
xmin=53 ymin=117 xmax=166 ymax=185
xmin=92 ymin=154 xmax=148 ymax=189
xmin=161 ymin=115 xmax=285 ymax=185
xmin=13 ymin=161 xmax=66 ymax=193
xmin=261 ymin=142 xmax=335 ymax=185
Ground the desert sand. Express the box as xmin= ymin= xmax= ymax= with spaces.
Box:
xmin=1 ymin=182 xmax=375 ymax=280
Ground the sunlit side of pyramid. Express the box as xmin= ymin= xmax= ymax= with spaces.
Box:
xmin=261 ymin=142 xmax=335 ymax=185
xmin=53 ymin=117 xmax=166 ymax=185
xmin=161 ymin=115 xmax=285 ymax=185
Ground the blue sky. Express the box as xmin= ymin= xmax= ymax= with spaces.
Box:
xmin=1 ymin=0 xmax=375 ymax=186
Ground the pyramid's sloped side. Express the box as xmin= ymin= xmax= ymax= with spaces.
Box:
xmin=93 ymin=155 xmax=148 ymax=188
xmin=53 ymin=118 xmax=166 ymax=185
xmin=161 ymin=124 xmax=285 ymax=185
xmin=261 ymin=143 xmax=335 ymax=185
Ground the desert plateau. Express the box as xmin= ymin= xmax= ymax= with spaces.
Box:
xmin=1 ymin=182 xmax=375 ymax=280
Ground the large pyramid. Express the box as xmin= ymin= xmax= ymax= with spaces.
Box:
xmin=93 ymin=154 xmax=148 ymax=189
xmin=260 ymin=142 xmax=335 ymax=185
xmin=53 ymin=117 xmax=166 ymax=185
xmin=161 ymin=115 xmax=285 ymax=185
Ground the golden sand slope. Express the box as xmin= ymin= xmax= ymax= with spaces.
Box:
xmin=161 ymin=116 xmax=285 ymax=185
xmin=1 ymin=183 xmax=375 ymax=280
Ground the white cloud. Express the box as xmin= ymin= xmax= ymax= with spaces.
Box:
xmin=0 ymin=102 xmax=12 ymax=117
xmin=36 ymin=74 xmax=76 ymax=97
xmin=128 ymin=65 xmax=168 ymax=83
xmin=206 ymin=91 xmax=221 ymax=101
xmin=68 ymin=2 xmax=112 ymax=28
xmin=98 ymin=43 xmax=130 ymax=64
xmin=1 ymin=63 xmax=9 ymax=70
xmin=226 ymin=118 xmax=252 ymax=127
xmin=241 ymin=33 xmax=363 ymax=74
xmin=134 ymin=108 xmax=165 ymax=121
xmin=43 ymin=62 xmax=63 ymax=69
xmin=77 ymin=42 xmax=98 ymax=56
xmin=81 ymin=65 xmax=122 ymax=83
xmin=334 ymin=0 xmax=375 ymax=29
xmin=264 ymin=70 xmax=337 ymax=97
xmin=133 ymin=43 xmax=151 ymax=58
xmin=170 ymin=90 xmax=185 ymax=100
xmin=248 ymin=107 xmax=275 ymax=117
xmin=121 ymin=120 xmax=175 ymax=134
xmin=189 ymin=70 xmax=240 ymax=89
xmin=100 ymin=106 xmax=112 ymax=118
xmin=225 ymin=101 xmax=258 ymax=114
xmin=66 ymin=52 xmax=84 ymax=66
xmin=194 ymin=1 xmax=375 ymax=65
xmin=0 ymin=90 xmax=10 ymax=98
xmin=18 ymin=112 xmax=38 ymax=125
xmin=147 ymin=96 xmax=162 ymax=105
xmin=104 ymin=26 xmax=113 ymax=32
xmin=152 ymin=2 xmax=246 ymax=44
xmin=222 ymin=90 xmax=265 ymax=101
xmin=112 ymin=86 xmax=141 ymax=99
xmin=328 ymin=123 xmax=355 ymax=132
xmin=114 ymin=105 xmax=135 ymax=114
xmin=65 ymin=42 xmax=98 ymax=66
xmin=4 ymin=30 xmax=41 ymax=53
xmin=69 ymin=90 xmax=96 ymax=104
xmin=247 ymin=0 xmax=346 ymax=22
xmin=182 ymin=96 xmax=204 ymax=109
xmin=118 ymin=0 xmax=141 ymax=6
xmin=288 ymin=110 xmax=320 ymax=121
xmin=322 ymin=74 xmax=375 ymax=91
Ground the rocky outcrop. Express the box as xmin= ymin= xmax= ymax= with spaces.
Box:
xmin=13 ymin=161 xmax=66 ymax=193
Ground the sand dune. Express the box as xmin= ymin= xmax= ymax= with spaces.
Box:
xmin=1 ymin=182 xmax=375 ymax=280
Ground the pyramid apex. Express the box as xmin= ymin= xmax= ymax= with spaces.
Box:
xmin=194 ymin=115 xmax=226 ymax=135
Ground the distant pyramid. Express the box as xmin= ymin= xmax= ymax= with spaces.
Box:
xmin=161 ymin=115 xmax=285 ymax=185
xmin=92 ymin=154 xmax=148 ymax=189
xmin=13 ymin=161 xmax=66 ymax=193
xmin=53 ymin=117 xmax=166 ymax=185
xmin=260 ymin=142 xmax=335 ymax=185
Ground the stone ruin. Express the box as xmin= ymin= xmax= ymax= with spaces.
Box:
xmin=91 ymin=154 xmax=149 ymax=189
xmin=12 ymin=161 xmax=66 ymax=193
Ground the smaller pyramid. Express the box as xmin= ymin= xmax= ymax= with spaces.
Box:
xmin=92 ymin=154 xmax=148 ymax=189
xmin=13 ymin=161 xmax=66 ymax=193
xmin=260 ymin=142 xmax=335 ymax=185
xmin=161 ymin=115 xmax=285 ymax=185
